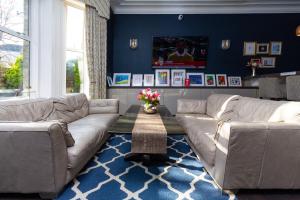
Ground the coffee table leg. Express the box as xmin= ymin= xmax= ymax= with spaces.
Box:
xmin=124 ymin=153 xmax=170 ymax=163
xmin=124 ymin=153 xmax=144 ymax=161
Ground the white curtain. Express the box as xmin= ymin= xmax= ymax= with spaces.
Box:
xmin=85 ymin=5 xmax=107 ymax=99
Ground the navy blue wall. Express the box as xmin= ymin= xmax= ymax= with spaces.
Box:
xmin=108 ymin=14 xmax=300 ymax=77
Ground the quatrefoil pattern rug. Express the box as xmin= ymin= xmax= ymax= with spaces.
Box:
xmin=57 ymin=134 xmax=236 ymax=200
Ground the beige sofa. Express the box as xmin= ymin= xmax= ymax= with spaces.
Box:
xmin=176 ymin=94 xmax=300 ymax=190
xmin=0 ymin=94 xmax=119 ymax=198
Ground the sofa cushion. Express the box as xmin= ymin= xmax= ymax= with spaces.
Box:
xmin=49 ymin=94 xmax=89 ymax=123
xmin=177 ymin=99 xmax=207 ymax=114
xmin=67 ymin=114 xmax=119 ymax=169
xmin=89 ymin=99 xmax=119 ymax=114
xmin=176 ymin=113 xmax=212 ymax=130
xmin=206 ymin=94 xmax=240 ymax=121
xmin=269 ymin=102 xmax=300 ymax=123
xmin=0 ymin=98 xmax=53 ymax=122
xmin=184 ymin=117 xmax=218 ymax=166
xmin=233 ymin=97 xmax=288 ymax=122
xmin=69 ymin=114 xmax=119 ymax=129
xmin=67 ymin=125 xmax=105 ymax=169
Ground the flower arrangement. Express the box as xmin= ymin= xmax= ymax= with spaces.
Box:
xmin=137 ymin=88 xmax=160 ymax=114
xmin=246 ymin=59 xmax=261 ymax=77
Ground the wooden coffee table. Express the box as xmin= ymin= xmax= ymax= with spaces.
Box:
xmin=108 ymin=105 xmax=185 ymax=161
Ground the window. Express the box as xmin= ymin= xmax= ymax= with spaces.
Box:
xmin=65 ymin=2 xmax=85 ymax=94
xmin=0 ymin=0 xmax=30 ymax=98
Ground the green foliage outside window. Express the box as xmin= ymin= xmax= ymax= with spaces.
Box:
xmin=73 ymin=62 xmax=81 ymax=93
xmin=66 ymin=59 xmax=81 ymax=93
xmin=4 ymin=55 xmax=23 ymax=89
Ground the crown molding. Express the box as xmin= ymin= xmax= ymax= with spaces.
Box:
xmin=111 ymin=0 xmax=300 ymax=14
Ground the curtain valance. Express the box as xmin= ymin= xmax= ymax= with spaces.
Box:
xmin=78 ymin=0 xmax=110 ymax=19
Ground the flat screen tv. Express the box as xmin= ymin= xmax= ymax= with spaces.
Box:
xmin=152 ymin=36 xmax=209 ymax=69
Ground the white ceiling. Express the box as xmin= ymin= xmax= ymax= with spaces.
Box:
xmin=110 ymin=0 xmax=300 ymax=14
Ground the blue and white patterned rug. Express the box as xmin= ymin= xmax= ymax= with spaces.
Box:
xmin=57 ymin=134 xmax=236 ymax=200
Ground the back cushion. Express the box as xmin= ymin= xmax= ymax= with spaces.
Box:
xmin=206 ymin=94 xmax=240 ymax=120
xmin=48 ymin=94 xmax=89 ymax=123
xmin=0 ymin=98 xmax=54 ymax=122
xmin=177 ymin=99 xmax=206 ymax=114
xmin=233 ymin=97 xmax=287 ymax=122
xmin=265 ymin=101 xmax=300 ymax=123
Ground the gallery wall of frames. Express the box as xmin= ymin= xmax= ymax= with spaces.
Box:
xmin=107 ymin=70 xmax=242 ymax=88
xmin=244 ymin=41 xmax=282 ymax=68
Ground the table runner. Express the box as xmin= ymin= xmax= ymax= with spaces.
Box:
xmin=108 ymin=105 xmax=185 ymax=135
xmin=131 ymin=107 xmax=167 ymax=154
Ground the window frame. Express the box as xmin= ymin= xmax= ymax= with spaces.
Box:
xmin=64 ymin=1 xmax=86 ymax=95
xmin=0 ymin=0 xmax=31 ymax=98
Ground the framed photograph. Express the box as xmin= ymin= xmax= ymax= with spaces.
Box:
xmin=107 ymin=76 xmax=113 ymax=87
xmin=132 ymin=74 xmax=143 ymax=87
xmin=256 ymin=43 xmax=269 ymax=54
xmin=243 ymin=42 xmax=256 ymax=56
xmin=143 ymin=74 xmax=154 ymax=87
xmin=112 ymin=73 xmax=131 ymax=86
xmin=270 ymin=41 xmax=282 ymax=55
xmin=171 ymin=69 xmax=186 ymax=87
xmin=205 ymin=74 xmax=216 ymax=87
xmin=186 ymin=73 xmax=204 ymax=86
xmin=261 ymin=57 xmax=276 ymax=68
xmin=216 ymin=74 xmax=228 ymax=87
xmin=155 ymin=69 xmax=170 ymax=87
xmin=228 ymin=76 xmax=242 ymax=87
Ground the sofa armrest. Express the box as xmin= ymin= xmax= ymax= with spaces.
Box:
xmin=89 ymin=99 xmax=119 ymax=114
xmin=217 ymin=121 xmax=300 ymax=189
xmin=0 ymin=122 xmax=68 ymax=195
xmin=177 ymin=99 xmax=207 ymax=114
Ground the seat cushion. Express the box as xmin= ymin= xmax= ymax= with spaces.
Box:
xmin=206 ymin=94 xmax=240 ymax=120
xmin=182 ymin=117 xmax=218 ymax=166
xmin=67 ymin=114 xmax=119 ymax=170
xmin=0 ymin=98 xmax=53 ymax=122
xmin=70 ymin=113 xmax=119 ymax=130
xmin=48 ymin=94 xmax=89 ymax=123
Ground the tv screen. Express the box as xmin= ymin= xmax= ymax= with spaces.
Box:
xmin=152 ymin=36 xmax=209 ymax=69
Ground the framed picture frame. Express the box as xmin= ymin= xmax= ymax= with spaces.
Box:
xmin=205 ymin=74 xmax=216 ymax=87
xmin=112 ymin=73 xmax=131 ymax=87
xmin=270 ymin=41 xmax=282 ymax=55
xmin=216 ymin=74 xmax=228 ymax=87
xmin=261 ymin=57 xmax=276 ymax=68
xmin=186 ymin=73 xmax=204 ymax=86
xmin=243 ymin=42 xmax=256 ymax=56
xmin=132 ymin=74 xmax=143 ymax=87
xmin=171 ymin=69 xmax=186 ymax=87
xmin=155 ymin=69 xmax=170 ymax=87
xmin=143 ymin=74 xmax=154 ymax=87
xmin=228 ymin=76 xmax=242 ymax=87
xmin=107 ymin=76 xmax=113 ymax=87
xmin=256 ymin=43 xmax=269 ymax=54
